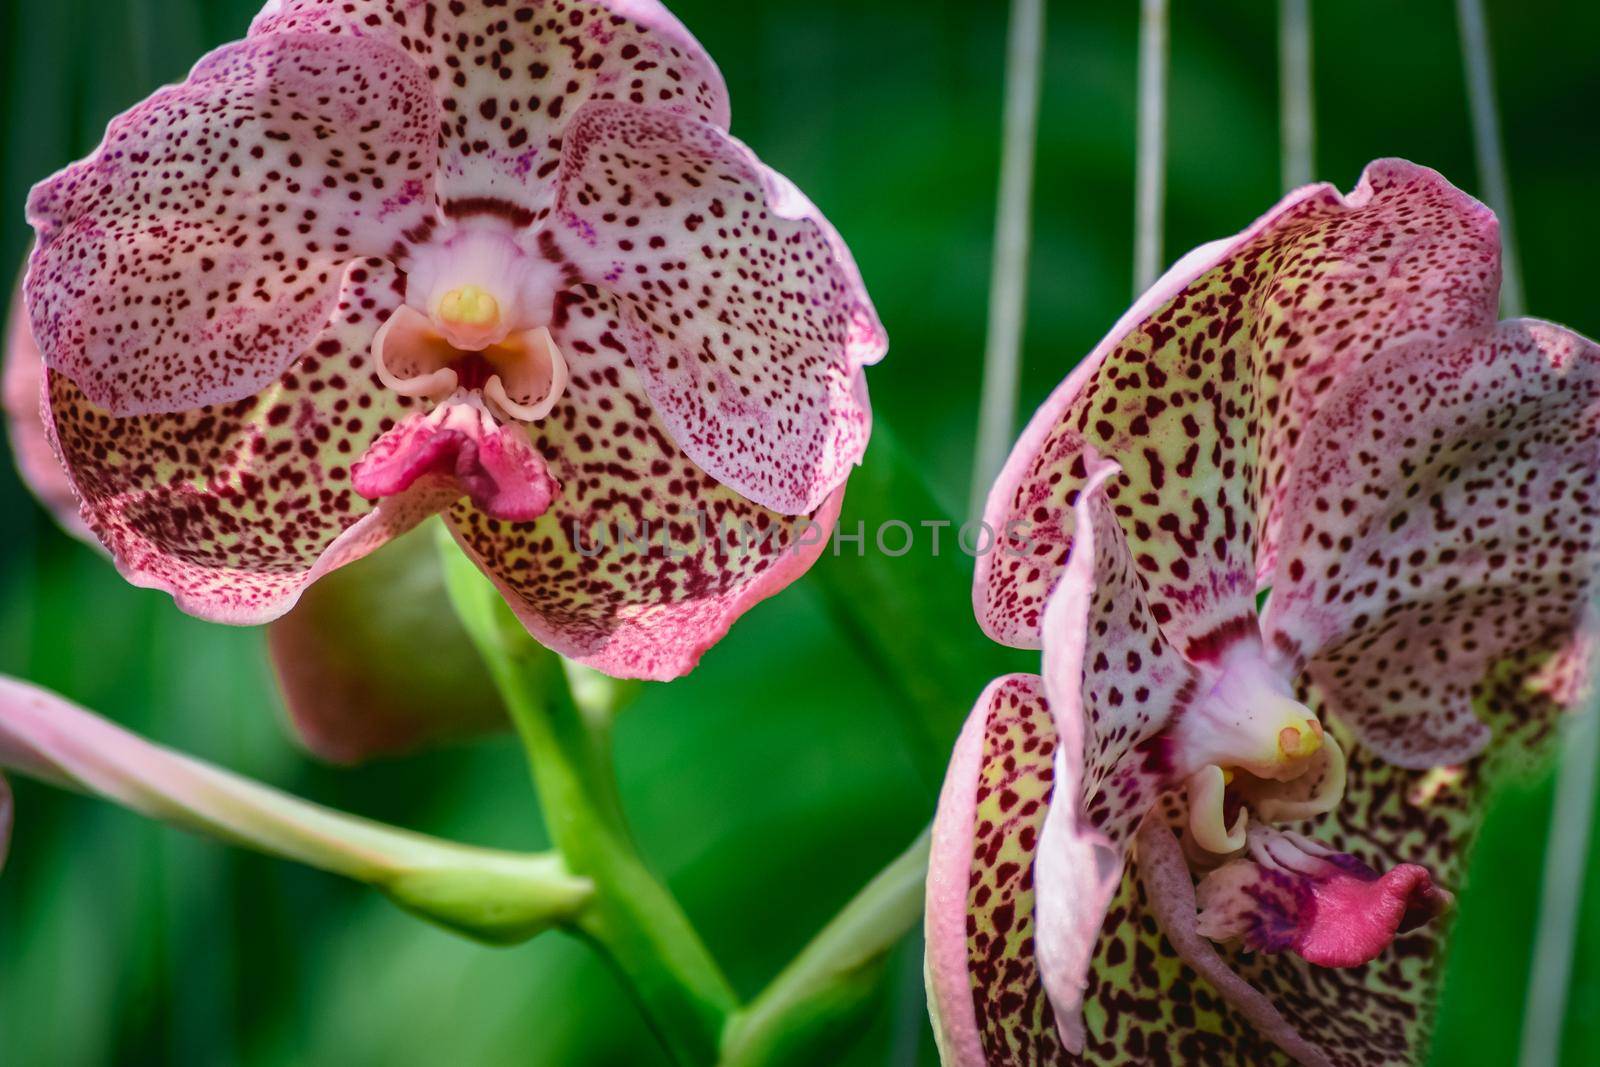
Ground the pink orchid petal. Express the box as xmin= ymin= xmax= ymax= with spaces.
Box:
xmin=977 ymin=160 xmax=1499 ymax=651
xmin=551 ymin=101 xmax=884 ymax=515
xmin=1032 ymin=454 xmax=1201 ymax=1050
xmin=446 ymin=285 xmax=845 ymax=681
xmin=1265 ymin=320 xmax=1600 ymax=767
xmin=4 ymin=272 xmax=90 ymax=541
xmin=46 ymin=259 xmax=439 ymax=625
xmin=267 ymin=522 xmax=508 ymax=764
xmin=1041 ymin=453 xmax=1202 ymax=849
xmin=925 ymin=673 xmax=1065 ymax=1066
xmin=24 ymin=33 xmax=437 ymax=416
xmin=1194 ymin=827 xmax=1451 ymax=969
xmin=353 ymin=401 xmax=558 ymax=523
xmin=252 ymin=0 xmax=729 ymax=219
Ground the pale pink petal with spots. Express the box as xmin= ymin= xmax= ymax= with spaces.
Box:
xmin=4 ymin=275 xmax=90 ymax=541
xmin=446 ymin=286 xmax=843 ymax=681
xmin=252 ymin=0 xmax=729 ymax=220
xmin=552 ymin=101 xmax=881 ymax=515
xmin=1264 ymin=321 xmax=1600 ymax=768
xmin=1034 ymin=456 xmax=1200 ymax=1050
xmin=977 ymin=160 xmax=1499 ymax=651
xmin=25 ymin=33 xmax=437 ymax=416
xmin=925 ymin=672 xmax=1064 ymax=1067
xmin=45 ymin=260 xmax=439 ymax=625
xmin=267 ymin=523 xmax=507 ymax=764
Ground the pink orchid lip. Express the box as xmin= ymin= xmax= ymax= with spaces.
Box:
xmin=1191 ymin=824 xmax=1454 ymax=969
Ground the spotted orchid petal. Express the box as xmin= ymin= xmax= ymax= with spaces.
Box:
xmin=1028 ymin=455 xmax=1202 ymax=1048
xmin=1264 ymin=320 xmax=1600 ymax=768
xmin=446 ymin=286 xmax=844 ymax=681
xmin=926 ymin=673 xmax=1063 ymax=1067
xmin=977 ymin=160 xmax=1499 ymax=651
xmin=551 ymin=101 xmax=885 ymax=514
xmin=267 ymin=521 xmax=509 ymax=764
xmin=4 ymin=274 xmax=88 ymax=540
xmin=251 ymin=0 xmax=730 ymax=219
xmin=25 ymin=33 xmax=438 ymax=416
xmin=44 ymin=260 xmax=438 ymax=624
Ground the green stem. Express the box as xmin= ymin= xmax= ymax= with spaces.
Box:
xmin=719 ymin=830 xmax=931 ymax=1067
xmin=0 ymin=675 xmax=592 ymax=945
xmin=969 ymin=0 xmax=1046 ymax=519
xmin=438 ymin=535 xmax=737 ymax=1065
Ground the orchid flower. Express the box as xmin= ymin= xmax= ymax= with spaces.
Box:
xmin=927 ymin=160 xmax=1600 ymax=1065
xmin=21 ymin=0 xmax=886 ymax=682
xmin=7 ymin=287 xmax=512 ymax=763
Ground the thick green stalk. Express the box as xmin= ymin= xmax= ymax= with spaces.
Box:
xmin=0 ymin=675 xmax=592 ymax=945
xmin=438 ymin=534 xmax=737 ymax=1065
xmin=719 ymin=830 xmax=931 ymax=1067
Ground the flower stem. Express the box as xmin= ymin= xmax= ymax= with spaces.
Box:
xmin=0 ymin=676 xmax=593 ymax=944
xmin=719 ymin=829 xmax=931 ymax=1067
xmin=437 ymin=534 xmax=737 ymax=1065
xmin=1133 ymin=0 xmax=1169 ymax=294
xmin=1455 ymin=0 xmax=1525 ymax=318
xmin=1278 ymin=0 xmax=1315 ymax=190
xmin=969 ymin=0 xmax=1045 ymax=521
xmin=1520 ymin=706 xmax=1600 ymax=1067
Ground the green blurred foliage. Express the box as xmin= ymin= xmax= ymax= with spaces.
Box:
xmin=0 ymin=0 xmax=1596 ymax=1064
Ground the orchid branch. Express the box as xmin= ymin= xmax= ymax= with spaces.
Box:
xmin=1278 ymin=0 xmax=1315 ymax=189
xmin=0 ymin=676 xmax=593 ymax=944
xmin=719 ymin=829 xmax=931 ymax=1067
xmin=1133 ymin=0 xmax=1170 ymax=293
xmin=969 ymin=0 xmax=1045 ymax=520
xmin=1456 ymin=0 xmax=1525 ymax=319
xmin=436 ymin=531 xmax=738 ymax=1065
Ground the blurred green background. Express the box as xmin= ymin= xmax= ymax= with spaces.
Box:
xmin=1 ymin=1 xmax=1596 ymax=1064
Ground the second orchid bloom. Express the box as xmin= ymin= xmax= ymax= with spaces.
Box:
xmin=20 ymin=0 xmax=885 ymax=681
xmin=929 ymin=160 xmax=1600 ymax=1065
